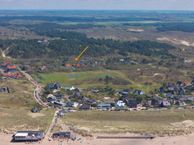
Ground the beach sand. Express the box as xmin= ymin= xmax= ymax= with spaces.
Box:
xmin=1 ymin=133 xmax=194 ymax=145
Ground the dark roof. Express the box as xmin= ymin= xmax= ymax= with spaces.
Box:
xmin=79 ymin=104 xmax=90 ymax=110
xmin=31 ymin=107 xmax=40 ymax=113
xmin=97 ymin=103 xmax=111 ymax=108
xmin=46 ymin=82 xmax=61 ymax=90
xmin=52 ymin=132 xmax=71 ymax=138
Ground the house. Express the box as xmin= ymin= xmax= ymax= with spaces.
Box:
xmin=115 ymin=100 xmax=126 ymax=110
xmin=175 ymin=101 xmax=186 ymax=107
xmin=160 ymin=100 xmax=171 ymax=108
xmin=77 ymin=96 xmax=97 ymax=107
xmin=57 ymin=110 xmax=68 ymax=117
xmin=191 ymin=80 xmax=194 ymax=85
xmin=176 ymin=81 xmax=184 ymax=87
xmin=1 ymin=72 xmax=22 ymax=79
xmin=65 ymin=101 xmax=74 ymax=108
xmin=118 ymin=90 xmax=129 ymax=96
xmin=125 ymin=98 xmax=138 ymax=108
xmin=181 ymin=96 xmax=194 ymax=103
xmin=177 ymin=87 xmax=185 ymax=95
xmin=6 ymin=65 xmax=17 ymax=72
xmin=47 ymin=94 xmax=56 ymax=99
xmin=53 ymin=101 xmax=66 ymax=107
xmin=165 ymin=93 xmax=174 ymax=99
xmin=159 ymin=87 xmax=165 ymax=93
xmin=31 ymin=107 xmax=40 ymax=113
xmin=166 ymin=83 xmax=176 ymax=93
xmin=118 ymin=89 xmax=133 ymax=96
xmin=54 ymin=93 xmax=63 ymax=100
xmin=79 ymin=104 xmax=91 ymax=110
xmin=47 ymin=97 xmax=57 ymax=104
xmin=73 ymin=102 xmax=79 ymax=108
xmin=133 ymin=90 xmax=144 ymax=95
xmin=97 ymin=103 xmax=111 ymax=111
xmin=0 ymin=87 xmax=10 ymax=93
xmin=46 ymin=82 xmax=61 ymax=91
xmin=115 ymin=100 xmax=125 ymax=108
xmin=91 ymin=88 xmax=100 ymax=93
xmin=52 ymin=132 xmax=71 ymax=139
xmin=12 ymin=131 xmax=44 ymax=142
xmin=47 ymin=94 xmax=57 ymax=103
xmin=151 ymin=97 xmax=162 ymax=107
xmin=70 ymin=86 xmax=76 ymax=91
xmin=136 ymin=104 xmax=146 ymax=111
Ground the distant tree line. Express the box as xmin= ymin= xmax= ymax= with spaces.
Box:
xmin=0 ymin=22 xmax=175 ymax=59
xmin=0 ymin=16 xmax=161 ymax=23
xmin=157 ymin=22 xmax=194 ymax=32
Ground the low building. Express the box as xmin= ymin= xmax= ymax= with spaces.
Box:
xmin=133 ymin=90 xmax=145 ymax=95
xmin=0 ymin=87 xmax=10 ymax=93
xmin=79 ymin=104 xmax=91 ymax=110
xmin=46 ymin=82 xmax=61 ymax=91
xmin=12 ymin=131 xmax=44 ymax=142
xmin=160 ymin=100 xmax=171 ymax=108
xmin=97 ymin=103 xmax=111 ymax=111
xmin=115 ymin=100 xmax=125 ymax=108
xmin=52 ymin=132 xmax=71 ymax=139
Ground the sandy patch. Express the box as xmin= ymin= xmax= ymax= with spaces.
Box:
xmin=0 ymin=112 xmax=10 ymax=117
xmin=28 ymin=112 xmax=45 ymax=118
xmin=171 ymin=120 xmax=194 ymax=128
xmin=157 ymin=37 xmax=194 ymax=47
xmin=128 ymin=28 xmax=144 ymax=32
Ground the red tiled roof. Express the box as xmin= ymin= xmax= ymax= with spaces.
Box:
xmin=65 ymin=64 xmax=72 ymax=67
xmin=7 ymin=65 xmax=17 ymax=69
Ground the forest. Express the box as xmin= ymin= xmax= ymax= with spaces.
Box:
xmin=0 ymin=29 xmax=175 ymax=59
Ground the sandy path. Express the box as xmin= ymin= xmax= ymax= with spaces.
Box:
xmin=1 ymin=133 xmax=194 ymax=145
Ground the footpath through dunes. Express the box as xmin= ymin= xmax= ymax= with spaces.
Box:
xmin=17 ymin=66 xmax=60 ymax=140
xmin=17 ymin=67 xmax=48 ymax=107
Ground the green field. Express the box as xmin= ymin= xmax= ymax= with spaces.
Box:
xmin=62 ymin=110 xmax=194 ymax=136
xmin=34 ymin=70 xmax=130 ymax=87
xmin=34 ymin=70 xmax=160 ymax=93
xmin=0 ymin=79 xmax=54 ymax=132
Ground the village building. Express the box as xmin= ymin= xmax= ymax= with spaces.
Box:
xmin=0 ymin=87 xmax=10 ymax=93
xmin=12 ymin=131 xmax=44 ymax=142
xmin=97 ymin=103 xmax=112 ymax=111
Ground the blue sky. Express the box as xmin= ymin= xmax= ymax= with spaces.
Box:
xmin=0 ymin=0 xmax=194 ymax=10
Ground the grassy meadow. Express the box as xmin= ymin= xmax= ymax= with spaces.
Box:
xmin=34 ymin=69 xmax=161 ymax=93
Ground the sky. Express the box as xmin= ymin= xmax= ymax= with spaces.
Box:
xmin=0 ymin=0 xmax=194 ymax=10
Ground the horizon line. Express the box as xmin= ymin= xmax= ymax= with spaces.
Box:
xmin=0 ymin=9 xmax=194 ymax=11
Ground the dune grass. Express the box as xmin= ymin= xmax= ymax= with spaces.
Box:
xmin=62 ymin=110 xmax=194 ymax=135
xmin=0 ymin=79 xmax=54 ymax=132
